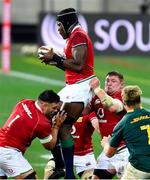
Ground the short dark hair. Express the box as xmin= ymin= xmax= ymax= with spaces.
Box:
xmin=106 ymin=71 xmax=124 ymax=81
xmin=38 ymin=90 xmax=60 ymax=103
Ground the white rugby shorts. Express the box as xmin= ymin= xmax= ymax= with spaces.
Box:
xmin=96 ymin=147 xmax=129 ymax=178
xmin=74 ymin=152 xmax=97 ymax=174
xmin=58 ymin=75 xmax=95 ymax=107
xmin=0 ymin=147 xmax=33 ymax=177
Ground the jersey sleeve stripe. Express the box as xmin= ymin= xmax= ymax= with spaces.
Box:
xmin=39 ymin=135 xmax=52 ymax=144
xmin=72 ymin=43 xmax=86 ymax=48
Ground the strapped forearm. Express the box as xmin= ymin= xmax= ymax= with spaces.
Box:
xmin=94 ymin=86 xmax=124 ymax=112
xmin=94 ymin=87 xmax=112 ymax=107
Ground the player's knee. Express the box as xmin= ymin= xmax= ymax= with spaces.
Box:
xmin=93 ymin=169 xmax=115 ymax=179
xmin=24 ymin=171 xmax=37 ymax=179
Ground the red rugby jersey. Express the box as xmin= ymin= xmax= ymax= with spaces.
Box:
xmin=90 ymin=92 xmax=126 ymax=146
xmin=0 ymin=99 xmax=52 ymax=153
xmin=71 ymin=112 xmax=97 ymax=156
xmin=64 ymin=27 xmax=95 ymax=84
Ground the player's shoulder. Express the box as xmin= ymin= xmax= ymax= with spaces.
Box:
xmin=71 ymin=27 xmax=87 ymax=38
xmin=18 ymin=99 xmax=36 ymax=112
xmin=20 ymin=98 xmax=34 ymax=103
xmin=112 ymin=91 xmax=122 ymax=100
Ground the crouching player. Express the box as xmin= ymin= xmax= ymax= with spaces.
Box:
xmin=0 ymin=90 xmax=66 ymax=179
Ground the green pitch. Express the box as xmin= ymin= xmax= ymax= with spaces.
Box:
xmin=0 ymin=52 xmax=150 ymax=179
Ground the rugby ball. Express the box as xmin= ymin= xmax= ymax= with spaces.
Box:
xmin=37 ymin=45 xmax=64 ymax=58
xmin=37 ymin=46 xmax=52 ymax=59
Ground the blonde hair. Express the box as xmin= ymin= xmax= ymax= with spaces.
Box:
xmin=122 ymin=85 xmax=142 ymax=106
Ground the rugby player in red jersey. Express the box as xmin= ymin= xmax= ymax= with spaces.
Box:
xmin=71 ymin=111 xmax=99 ymax=179
xmin=88 ymin=71 xmax=129 ymax=179
xmin=0 ymin=90 xmax=67 ymax=179
xmin=38 ymin=8 xmax=95 ymax=179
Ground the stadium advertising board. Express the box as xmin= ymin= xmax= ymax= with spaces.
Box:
xmin=38 ymin=13 xmax=150 ymax=55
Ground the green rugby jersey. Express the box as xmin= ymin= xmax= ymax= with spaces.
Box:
xmin=110 ymin=108 xmax=150 ymax=172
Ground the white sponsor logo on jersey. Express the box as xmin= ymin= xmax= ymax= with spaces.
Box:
xmin=22 ymin=103 xmax=32 ymax=119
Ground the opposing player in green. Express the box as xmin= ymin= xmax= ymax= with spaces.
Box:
xmin=101 ymin=85 xmax=150 ymax=179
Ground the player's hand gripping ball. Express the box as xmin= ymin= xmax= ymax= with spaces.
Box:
xmin=37 ymin=46 xmax=56 ymax=65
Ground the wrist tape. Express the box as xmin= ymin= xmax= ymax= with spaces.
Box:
xmin=53 ymin=54 xmax=64 ymax=68
xmin=94 ymin=86 xmax=102 ymax=94
xmin=101 ymin=95 xmax=114 ymax=108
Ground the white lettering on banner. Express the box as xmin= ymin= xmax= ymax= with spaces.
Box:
xmin=22 ymin=103 xmax=32 ymax=119
xmin=40 ymin=14 xmax=150 ymax=53
xmin=94 ymin=19 xmax=150 ymax=52
xmin=136 ymin=21 xmax=150 ymax=51
xmin=110 ymin=20 xmax=135 ymax=51
xmin=94 ymin=19 xmax=110 ymax=50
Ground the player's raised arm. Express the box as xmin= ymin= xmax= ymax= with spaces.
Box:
xmin=90 ymin=76 xmax=124 ymax=113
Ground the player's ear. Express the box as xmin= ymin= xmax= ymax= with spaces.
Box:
xmin=120 ymin=80 xmax=124 ymax=89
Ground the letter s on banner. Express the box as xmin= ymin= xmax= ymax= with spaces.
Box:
xmin=94 ymin=19 xmax=110 ymax=51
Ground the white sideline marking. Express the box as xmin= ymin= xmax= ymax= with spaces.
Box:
xmin=0 ymin=70 xmax=64 ymax=87
xmin=32 ymin=154 xmax=52 ymax=167
xmin=41 ymin=154 xmax=51 ymax=159
xmin=142 ymin=97 xmax=150 ymax=104
xmin=32 ymin=163 xmax=46 ymax=167
xmin=0 ymin=70 xmax=150 ymax=104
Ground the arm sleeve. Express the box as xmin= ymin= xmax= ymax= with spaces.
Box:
xmin=39 ymin=135 xmax=53 ymax=144
xmin=88 ymin=111 xmax=100 ymax=133
xmin=113 ymin=98 xmax=124 ymax=112
xmin=36 ymin=117 xmax=53 ymax=144
xmin=88 ymin=111 xmax=97 ymax=122
xmin=109 ymin=118 xmax=125 ymax=147
xmin=71 ymin=32 xmax=87 ymax=47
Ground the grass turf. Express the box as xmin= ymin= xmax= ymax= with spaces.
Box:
xmin=0 ymin=53 xmax=150 ymax=179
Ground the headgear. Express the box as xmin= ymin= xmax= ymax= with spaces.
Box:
xmin=57 ymin=8 xmax=78 ymax=37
